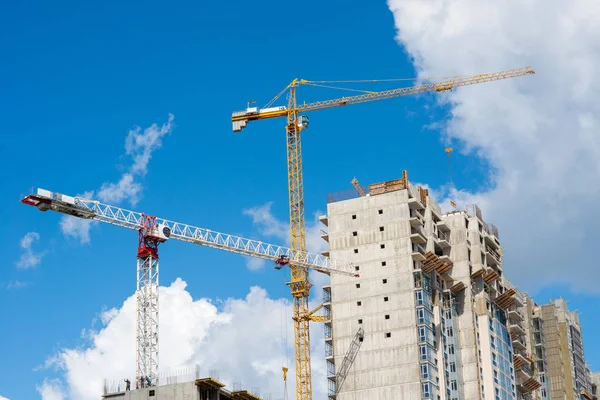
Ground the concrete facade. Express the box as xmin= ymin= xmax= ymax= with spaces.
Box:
xmin=323 ymin=187 xmax=422 ymax=399
xmin=590 ymin=371 xmax=599 ymax=400
xmin=500 ymin=288 xmax=550 ymax=400
xmin=542 ymin=299 xmax=593 ymax=400
xmin=321 ymin=174 xmax=523 ymax=400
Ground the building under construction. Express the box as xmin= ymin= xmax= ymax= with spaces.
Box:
xmin=102 ymin=377 xmax=263 ymax=400
xmin=319 ymin=172 xmax=596 ymax=400
xmin=93 ymin=171 xmax=598 ymax=400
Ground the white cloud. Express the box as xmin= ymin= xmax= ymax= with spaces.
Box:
xmin=60 ymin=115 xmax=174 ymax=243
xmin=16 ymin=232 xmax=45 ymax=269
xmin=60 ymin=217 xmax=94 ymax=245
xmin=97 ymin=173 xmax=142 ymax=205
xmin=42 ymin=278 xmax=327 ymax=400
xmin=243 ymin=202 xmax=289 ymax=241
xmin=245 ymin=256 xmax=268 ymax=271
xmin=387 ymin=0 xmax=600 ymax=292
xmin=125 ymin=113 xmax=174 ymax=176
xmin=242 ymin=202 xmax=289 ymax=271
xmin=0 ymin=395 xmax=10 ymax=400
xmin=6 ymin=280 xmax=30 ymax=290
xmin=36 ymin=379 xmax=66 ymax=400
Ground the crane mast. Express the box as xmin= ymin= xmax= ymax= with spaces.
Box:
xmin=285 ymin=84 xmax=312 ymax=400
xmin=22 ymin=188 xmax=358 ymax=386
xmin=231 ymin=66 xmax=535 ymax=400
xmin=136 ymin=215 xmax=163 ymax=384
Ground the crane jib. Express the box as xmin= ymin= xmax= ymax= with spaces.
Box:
xmin=21 ymin=188 xmax=358 ymax=278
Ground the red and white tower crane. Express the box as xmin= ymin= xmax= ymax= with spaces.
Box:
xmin=22 ymin=188 xmax=357 ymax=386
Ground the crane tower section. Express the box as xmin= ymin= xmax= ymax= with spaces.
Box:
xmin=136 ymin=215 xmax=169 ymax=385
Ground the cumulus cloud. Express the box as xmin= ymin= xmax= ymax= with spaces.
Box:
xmin=60 ymin=217 xmax=94 ymax=245
xmin=60 ymin=115 xmax=174 ymax=243
xmin=245 ymin=256 xmax=269 ymax=272
xmin=125 ymin=114 xmax=174 ymax=176
xmin=36 ymin=379 xmax=66 ymax=400
xmin=243 ymin=203 xmax=289 ymax=241
xmin=97 ymin=173 xmax=142 ymax=205
xmin=0 ymin=394 xmax=10 ymax=400
xmin=42 ymin=278 xmax=326 ymax=400
xmin=6 ymin=280 xmax=30 ymax=290
xmin=387 ymin=0 xmax=600 ymax=292
xmin=16 ymin=232 xmax=45 ymax=269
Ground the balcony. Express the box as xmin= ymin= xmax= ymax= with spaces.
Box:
xmin=485 ymin=246 xmax=502 ymax=267
xmin=323 ymin=305 xmax=332 ymax=322
xmin=533 ymin=332 xmax=545 ymax=347
xmin=327 ymin=360 xmax=336 ymax=379
xmin=436 ymin=230 xmax=451 ymax=248
xmin=410 ymin=227 xmax=427 ymax=244
xmin=321 ymin=250 xmax=330 ymax=257
xmin=517 ymin=362 xmax=534 ymax=380
xmin=410 ymin=209 xmax=425 ymax=227
xmin=513 ymin=353 xmax=529 ymax=369
xmin=470 ymin=266 xmax=485 ymax=279
xmin=407 ymin=195 xmax=425 ymax=209
xmin=512 ymin=335 xmax=527 ymax=352
xmin=321 ymin=230 xmax=329 ymax=242
xmin=509 ymin=322 xmax=526 ymax=336
xmin=422 ymin=251 xmax=453 ymax=275
xmin=319 ymin=214 xmax=329 ymax=227
xmin=483 ymin=268 xmax=500 ymax=284
xmin=323 ymin=286 xmax=332 ymax=304
xmin=535 ymin=348 xmax=546 ymax=362
xmin=508 ymin=308 xmax=524 ymax=323
xmin=327 ymin=377 xmax=337 ymax=399
xmin=437 ymin=219 xmax=450 ymax=232
xmin=412 ymin=244 xmax=426 ymax=262
xmin=493 ymin=287 xmax=516 ymax=309
xmin=483 ymin=231 xmax=500 ymax=248
xmin=325 ymin=341 xmax=334 ymax=359
xmin=519 ymin=377 xmax=542 ymax=394
xmin=450 ymin=281 xmax=466 ymax=294
xmin=324 ymin=322 xmax=333 ymax=341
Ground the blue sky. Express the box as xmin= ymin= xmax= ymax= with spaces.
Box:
xmin=1 ymin=1 xmax=599 ymax=399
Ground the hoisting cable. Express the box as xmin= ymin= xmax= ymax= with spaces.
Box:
xmin=307 ymin=74 xmax=470 ymax=84
xmin=302 ymin=82 xmax=378 ymax=94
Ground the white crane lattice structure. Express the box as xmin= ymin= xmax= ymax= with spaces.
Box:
xmin=22 ymin=188 xmax=358 ymax=385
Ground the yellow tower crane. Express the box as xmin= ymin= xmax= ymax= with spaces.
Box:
xmin=231 ymin=66 xmax=535 ymax=400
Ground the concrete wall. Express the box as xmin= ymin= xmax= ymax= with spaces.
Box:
xmin=443 ymin=212 xmax=480 ymax=399
xmin=591 ymin=371 xmax=599 ymax=400
xmin=560 ymin=320 xmax=577 ymax=399
xmin=542 ymin=304 xmax=569 ymax=399
xmin=327 ymin=190 xmax=421 ymax=400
